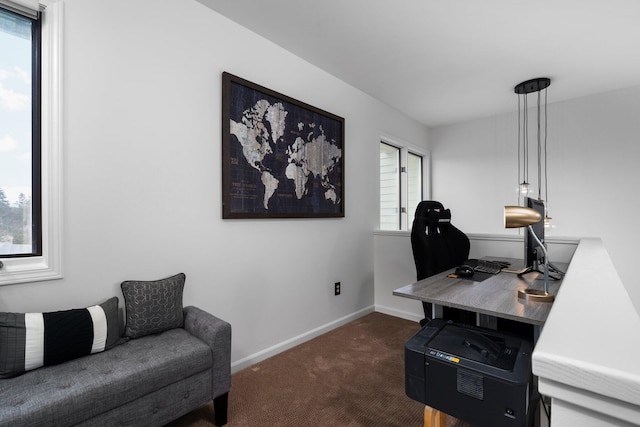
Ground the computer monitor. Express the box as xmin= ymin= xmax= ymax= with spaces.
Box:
xmin=524 ymin=197 xmax=545 ymax=269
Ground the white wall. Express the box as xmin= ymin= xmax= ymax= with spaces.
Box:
xmin=0 ymin=0 xmax=429 ymax=370
xmin=430 ymin=86 xmax=640 ymax=307
xmin=374 ymin=231 xmax=423 ymax=321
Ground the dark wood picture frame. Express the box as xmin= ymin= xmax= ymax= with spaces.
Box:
xmin=222 ymin=72 xmax=345 ymax=219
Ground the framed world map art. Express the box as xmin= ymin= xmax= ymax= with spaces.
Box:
xmin=221 ymin=72 xmax=345 ymax=219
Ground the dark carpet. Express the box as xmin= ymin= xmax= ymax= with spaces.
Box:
xmin=168 ymin=312 xmax=468 ymax=427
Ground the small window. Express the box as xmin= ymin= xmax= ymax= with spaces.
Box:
xmin=0 ymin=5 xmax=41 ymax=257
xmin=379 ymin=142 xmax=400 ymax=230
xmin=406 ymin=152 xmax=423 ymax=223
xmin=379 ymin=139 xmax=428 ymax=231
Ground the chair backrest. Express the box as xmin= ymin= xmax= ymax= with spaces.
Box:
xmin=411 ymin=201 xmax=470 ymax=280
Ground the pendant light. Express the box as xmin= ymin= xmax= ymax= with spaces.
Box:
xmin=514 ymin=77 xmax=552 ymax=227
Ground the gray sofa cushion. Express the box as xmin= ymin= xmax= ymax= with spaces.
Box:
xmin=0 ymin=327 xmax=211 ymax=427
xmin=74 ymin=370 xmax=213 ymax=427
xmin=121 ymin=273 xmax=185 ymax=338
xmin=0 ymin=297 xmax=121 ymax=379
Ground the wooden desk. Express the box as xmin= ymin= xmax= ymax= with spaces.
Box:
xmin=394 ymin=259 xmax=566 ymax=427
xmin=393 ymin=259 xmax=566 ymax=327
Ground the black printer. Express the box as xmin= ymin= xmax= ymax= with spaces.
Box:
xmin=405 ymin=319 xmax=535 ymax=427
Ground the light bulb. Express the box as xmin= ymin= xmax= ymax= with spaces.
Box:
xmin=544 ymin=215 xmax=552 ymax=228
xmin=519 ymin=181 xmax=530 ymax=195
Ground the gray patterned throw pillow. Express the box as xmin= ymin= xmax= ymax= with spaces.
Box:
xmin=121 ymin=273 xmax=185 ymax=339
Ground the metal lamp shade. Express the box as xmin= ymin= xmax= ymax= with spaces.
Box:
xmin=504 ymin=206 xmax=542 ymax=229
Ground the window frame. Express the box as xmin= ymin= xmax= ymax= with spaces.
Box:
xmin=0 ymin=0 xmax=63 ymax=285
xmin=405 ymin=150 xmax=424 ymax=230
xmin=378 ymin=135 xmax=430 ymax=231
xmin=379 ymin=141 xmax=401 ymax=230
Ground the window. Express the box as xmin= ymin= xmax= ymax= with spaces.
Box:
xmin=0 ymin=4 xmax=41 ymax=258
xmin=0 ymin=0 xmax=62 ymax=285
xmin=379 ymin=142 xmax=400 ymax=230
xmin=406 ymin=151 xmax=423 ymax=225
xmin=379 ymin=139 xmax=429 ymax=231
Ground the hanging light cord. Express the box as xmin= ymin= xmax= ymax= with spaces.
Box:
xmin=537 ymin=90 xmax=542 ymax=199
xmin=544 ymin=88 xmax=549 ymax=213
xmin=523 ymin=94 xmax=528 ymax=185
xmin=517 ymin=94 xmax=521 ymax=200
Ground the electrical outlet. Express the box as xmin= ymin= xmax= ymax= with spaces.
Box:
xmin=334 ymin=282 xmax=341 ymax=295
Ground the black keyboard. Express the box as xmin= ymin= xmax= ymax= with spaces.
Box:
xmin=464 ymin=259 xmax=509 ymax=275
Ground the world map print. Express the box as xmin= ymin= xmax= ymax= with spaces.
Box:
xmin=223 ymin=74 xmax=344 ymax=218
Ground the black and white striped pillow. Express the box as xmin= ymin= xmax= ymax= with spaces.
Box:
xmin=0 ymin=297 xmax=121 ymax=379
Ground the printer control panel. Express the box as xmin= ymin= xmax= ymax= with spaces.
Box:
xmin=428 ymin=349 xmax=460 ymax=364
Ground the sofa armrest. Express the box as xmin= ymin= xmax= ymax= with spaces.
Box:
xmin=183 ymin=306 xmax=231 ymax=400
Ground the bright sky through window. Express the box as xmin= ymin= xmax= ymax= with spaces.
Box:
xmin=0 ymin=9 xmax=32 ymax=207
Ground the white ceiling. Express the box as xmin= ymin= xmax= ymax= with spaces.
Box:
xmin=196 ymin=0 xmax=640 ymax=128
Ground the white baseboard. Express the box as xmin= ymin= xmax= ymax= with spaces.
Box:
xmin=230 ymin=305 xmax=375 ymax=373
xmin=375 ymin=304 xmax=423 ymax=323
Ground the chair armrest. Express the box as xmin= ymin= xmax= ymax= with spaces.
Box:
xmin=183 ymin=306 xmax=231 ymax=399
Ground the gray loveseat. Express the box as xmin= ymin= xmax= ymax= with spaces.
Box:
xmin=0 ymin=306 xmax=231 ymax=427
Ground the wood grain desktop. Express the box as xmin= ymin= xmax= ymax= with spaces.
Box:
xmin=393 ymin=258 xmax=566 ymax=326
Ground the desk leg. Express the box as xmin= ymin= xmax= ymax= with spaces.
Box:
xmin=478 ymin=313 xmax=498 ymax=329
xmin=533 ymin=324 xmax=542 ymax=344
xmin=432 ymin=304 xmax=443 ymax=319
xmin=424 ymin=406 xmax=446 ymax=427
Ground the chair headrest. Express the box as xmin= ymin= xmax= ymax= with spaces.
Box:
xmin=425 ymin=208 xmax=451 ymax=228
xmin=415 ymin=201 xmax=444 ymax=215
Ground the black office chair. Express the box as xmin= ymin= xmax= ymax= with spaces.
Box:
xmin=411 ymin=201 xmax=474 ymax=326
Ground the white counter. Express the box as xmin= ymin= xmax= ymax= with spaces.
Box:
xmin=533 ymin=238 xmax=640 ymax=426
